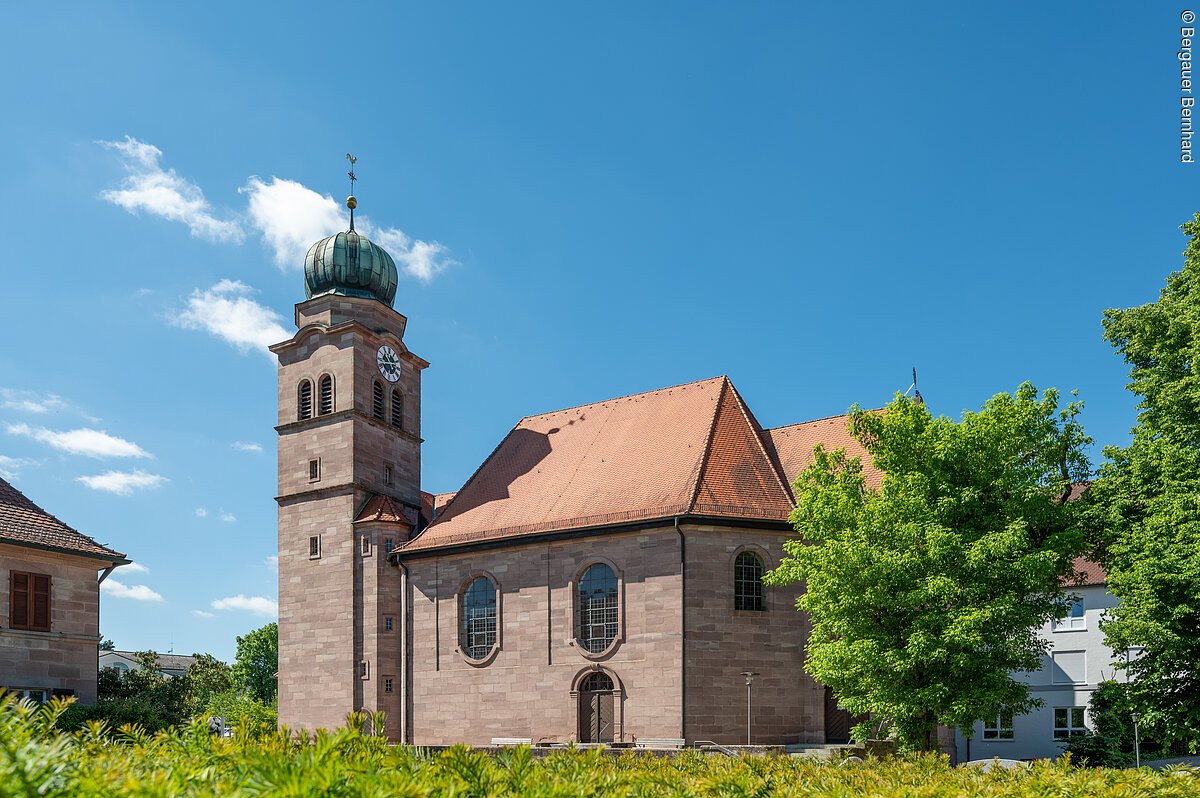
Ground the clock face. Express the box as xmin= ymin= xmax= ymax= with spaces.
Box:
xmin=376 ymin=345 xmax=401 ymax=383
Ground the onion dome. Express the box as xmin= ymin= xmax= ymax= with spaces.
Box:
xmin=303 ymin=230 xmax=398 ymax=306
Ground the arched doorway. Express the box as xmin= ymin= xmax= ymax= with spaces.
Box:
xmin=577 ymin=672 xmax=615 ymax=743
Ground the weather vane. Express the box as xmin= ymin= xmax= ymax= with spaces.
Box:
xmin=346 ymin=153 xmax=358 ymax=231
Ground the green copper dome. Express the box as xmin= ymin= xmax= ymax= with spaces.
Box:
xmin=303 ymin=231 xmax=398 ymax=306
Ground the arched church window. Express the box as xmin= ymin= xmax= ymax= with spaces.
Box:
xmin=372 ymin=381 xmax=385 ymax=420
xmin=576 ymin=564 xmax=618 ymax=653
xmin=318 ymin=375 xmax=334 ymax=415
xmin=391 ymin=389 xmax=404 ymax=430
xmin=460 ymin=576 xmax=497 ymax=660
xmin=297 ymin=380 xmax=313 ymax=420
xmin=734 ymin=551 xmax=766 ymax=611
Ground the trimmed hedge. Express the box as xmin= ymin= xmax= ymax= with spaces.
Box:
xmin=2 ymin=696 xmax=1197 ymax=797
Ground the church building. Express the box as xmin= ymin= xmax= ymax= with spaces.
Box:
xmin=272 ymin=191 xmax=876 ymax=747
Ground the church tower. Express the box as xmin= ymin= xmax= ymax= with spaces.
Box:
xmin=271 ymin=169 xmax=426 ymax=736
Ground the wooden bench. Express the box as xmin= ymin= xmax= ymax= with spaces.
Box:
xmin=634 ymin=738 xmax=686 ymax=748
xmin=490 ymin=737 xmax=533 ymax=746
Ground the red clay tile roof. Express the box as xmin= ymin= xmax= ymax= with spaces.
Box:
xmin=402 ymin=377 xmax=881 ymax=554
xmin=764 ymin=412 xmax=878 ymax=491
xmin=1068 ymin=555 xmax=1106 ymax=587
xmin=0 ymin=477 xmax=127 ymax=562
xmin=354 ymin=495 xmax=413 ymax=526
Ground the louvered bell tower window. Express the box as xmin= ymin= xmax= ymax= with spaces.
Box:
xmin=391 ymin=390 xmax=404 ymax=430
xmin=372 ymin=381 xmax=385 ymax=420
xmin=297 ymin=380 xmax=313 ymax=420
xmin=318 ymin=375 xmax=334 ymax=415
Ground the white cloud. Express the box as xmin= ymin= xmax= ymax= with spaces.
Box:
xmin=231 ymin=441 xmax=263 ymax=453
xmin=0 ymin=389 xmax=68 ymax=414
xmin=211 ymin=594 xmax=278 ymax=617
xmin=122 ymin=562 xmax=150 ymax=574
xmin=371 ymin=226 xmax=456 ymax=282
xmin=7 ymin=424 xmax=150 ymax=459
xmin=173 ymin=279 xmax=288 ymax=357
xmin=220 ymin=512 xmax=236 ymax=523
xmin=0 ymin=455 xmax=34 ymax=480
xmin=240 ymin=176 xmax=455 ymax=280
xmin=191 ymin=610 xmax=215 ymax=619
xmin=195 ymin=507 xmax=208 ymax=518
xmin=77 ymin=470 xmax=167 ymax=496
xmin=241 ymin=177 xmax=345 ymax=268
xmin=264 ymin=555 xmax=278 ymax=572
xmin=101 ymin=579 xmax=163 ymax=602
xmin=99 ymin=137 xmax=244 ymax=243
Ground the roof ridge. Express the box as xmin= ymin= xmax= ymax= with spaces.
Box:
xmin=687 ymin=377 xmax=732 ymax=512
xmin=722 ymin=380 xmax=796 ymax=504
xmin=518 ymin=375 xmax=728 ymax=423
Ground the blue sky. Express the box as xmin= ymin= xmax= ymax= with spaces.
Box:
xmin=0 ymin=2 xmax=1193 ymax=661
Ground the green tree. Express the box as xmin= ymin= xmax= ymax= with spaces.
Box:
xmin=231 ymin=623 xmax=278 ymax=705
xmin=1086 ymin=214 xmax=1200 ymax=748
xmin=185 ymin=654 xmax=232 ymax=715
xmin=765 ymin=386 xmax=1090 ymax=751
xmin=98 ymin=637 xmax=115 ymax=651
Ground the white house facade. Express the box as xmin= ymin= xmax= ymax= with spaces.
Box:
xmin=959 ymin=561 xmax=1133 ymax=761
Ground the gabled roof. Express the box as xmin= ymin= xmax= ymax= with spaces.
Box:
xmin=354 ymin=495 xmax=413 ymax=526
xmin=402 ymin=376 xmax=869 ymax=554
xmin=0 ymin=477 xmax=127 ymax=562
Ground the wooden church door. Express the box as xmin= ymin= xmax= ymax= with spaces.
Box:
xmin=578 ymin=673 xmax=615 ymax=743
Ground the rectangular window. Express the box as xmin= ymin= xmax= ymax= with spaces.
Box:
xmin=360 ymin=660 xmax=369 ymax=680
xmin=384 ymin=678 xmax=394 ymax=694
xmin=309 ymin=536 xmax=322 ymax=559
xmin=1054 ymin=706 xmax=1087 ymax=740
xmin=384 ymin=616 xmax=394 ymax=632
xmin=6 ymin=688 xmax=50 ymax=705
xmin=1055 ymin=597 xmax=1086 ymax=631
xmin=9 ymin=571 xmax=51 ymax=631
xmin=383 ymin=464 xmax=392 ymax=486
xmin=982 ymin=710 xmax=1014 ymax=740
xmin=308 ymin=458 xmax=320 ymax=482
xmin=385 ymin=538 xmax=394 ymax=554
xmin=1052 ymin=651 xmax=1087 ymax=684
xmin=361 ymin=535 xmax=371 ymax=556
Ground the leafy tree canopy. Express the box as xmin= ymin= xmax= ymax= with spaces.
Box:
xmin=1086 ymin=214 xmax=1200 ymax=746
xmin=232 ymin=623 xmax=278 ymax=706
xmin=765 ymin=386 xmax=1090 ymax=751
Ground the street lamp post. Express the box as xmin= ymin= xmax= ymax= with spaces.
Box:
xmin=740 ymin=672 xmax=759 ymax=746
xmin=1131 ymin=712 xmax=1141 ymax=768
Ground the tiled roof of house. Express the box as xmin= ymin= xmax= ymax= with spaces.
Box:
xmin=402 ymin=376 xmax=871 ymax=553
xmin=1068 ymin=555 xmax=1106 ymax=587
xmin=106 ymin=651 xmax=198 ymax=672
xmin=0 ymin=477 xmax=127 ymax=562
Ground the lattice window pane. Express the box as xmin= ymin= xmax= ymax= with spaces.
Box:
xmin=734 ymin=551 xmax=766 ymax=611
xmin=460 ymin=576 xmax=497 ymax=659
xmin=576 ymin=564 xmax=618 ymax=653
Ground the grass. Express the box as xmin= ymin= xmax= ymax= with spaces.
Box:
xmin=1 ymin=696 xmax=1197 ymax=797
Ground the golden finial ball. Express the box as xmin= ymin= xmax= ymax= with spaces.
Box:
xmin=346 ymin=196 xmax=358 ymax=210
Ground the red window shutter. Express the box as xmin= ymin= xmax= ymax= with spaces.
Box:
xmin=31 ymin=574 xmax=50 ymax=630
xmin=11 ymin=572 xmax=29 ymax=628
